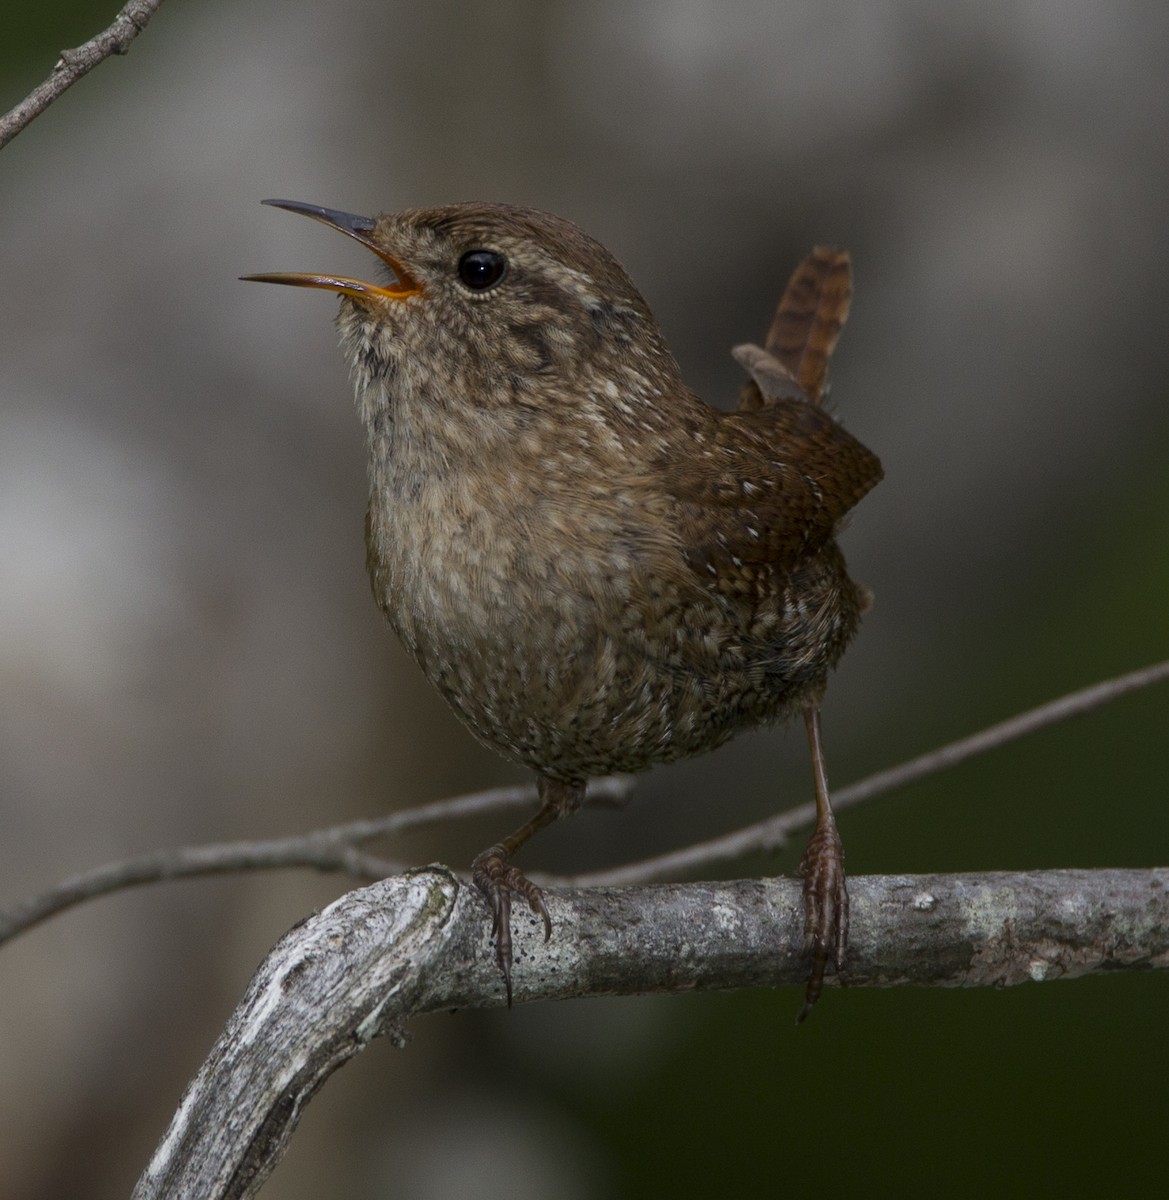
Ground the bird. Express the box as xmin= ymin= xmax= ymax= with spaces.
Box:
xmin=244 ymin=199 xmax=882 ymax=1018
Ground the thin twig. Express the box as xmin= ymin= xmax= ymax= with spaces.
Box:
xmin=316 ymin=773 xmax=633 ymax=844
xmin=562 ymin=657 xmax=1169 ymax=886
xmin=0 ymin=0 xmax=166 ymax=151
xmin=0 ymin=839 xmax=401 ymax=950
xmin=0 ymin=776 xmax=635 ymax=947
xmin=1 ymin=661 xmax=1164 ymax=945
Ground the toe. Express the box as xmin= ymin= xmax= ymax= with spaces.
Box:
xmin=797 ymin=820 xmax=849 ymax=1021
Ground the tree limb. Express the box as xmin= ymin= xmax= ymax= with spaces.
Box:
xmin=0 ymin=0 xmax=166 ymax=151
xmin=566 ymin=656 xmax=1169 ymax=886
xmin=4 ymin=658 xmax=1166 ymax=945
xmin=133 ymin=865 xmax=1169 ymax=1198
xmin=0 ymin=776 xmax=634 ymax=947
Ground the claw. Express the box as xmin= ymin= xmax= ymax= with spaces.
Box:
xmin=797 ymin=817 xmax=849 ymax=1022
xmin=472 ymin=844 xmax=552 ymax=1007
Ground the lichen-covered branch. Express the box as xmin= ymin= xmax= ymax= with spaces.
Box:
xmin=134 ymin=866 xmax=1169 ymax=1199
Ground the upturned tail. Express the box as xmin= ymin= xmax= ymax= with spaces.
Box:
xmin=736 ymin=247 xmax=852 ymax=410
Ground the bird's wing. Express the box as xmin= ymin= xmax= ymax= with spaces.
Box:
xmin=662 ymin=242 xmax=878 ymax=586
xmin=662 ymin=402 xmax=882 ymax=589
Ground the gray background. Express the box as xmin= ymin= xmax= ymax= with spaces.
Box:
xmin=2 ymin=1 xmax=1167 ymax=1196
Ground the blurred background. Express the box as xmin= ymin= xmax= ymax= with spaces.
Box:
xmin=2 ymin=1 xmax=1167 ymax=1196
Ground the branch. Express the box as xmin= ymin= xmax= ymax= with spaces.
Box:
xmin=3 ymin=659 xmax=1165 ymax=945
xmin=0 ymin=776 xmax=634 ymax=948
xmin=0 ymin=0 xmax=166 ymax=151
xmin=134 ymin=865 xmax=1169 ymax=1199
xmin=566 ymin=657 xmax=1169 ymax=886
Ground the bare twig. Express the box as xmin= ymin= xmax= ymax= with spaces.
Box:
xmin=3 ymin=663 xmax=1165 ymax=943
xmin=0 ymin=838 xmax=402 ymax=949
xmin=133 ymin=865 xmax=1169 ymax=1199
xmin=0 ymin=776 xmax=635 ymax=947
xmin=0 ymin=0 xmax=166 ymax=151
xmin=565 ymin=658 xmax=1169 ymax=886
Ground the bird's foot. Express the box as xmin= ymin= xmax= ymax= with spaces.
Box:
xmin=797 ymin=817 xmax=849 ymax=1022
xmin=472 ymin=844 xmax=552 ymax=1006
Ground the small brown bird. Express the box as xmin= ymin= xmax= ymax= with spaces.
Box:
xmin=245 ymin=200 xmax=882 ymax=1017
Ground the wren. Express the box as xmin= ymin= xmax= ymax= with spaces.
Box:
xmin=244 ymin=200 xmax=882 ymax=1017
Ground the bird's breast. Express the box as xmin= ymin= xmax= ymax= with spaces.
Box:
xmin=364 ymin=435 xmax=630 ymax=667
xmin=358 ymin=399 xmax=864 ymax=777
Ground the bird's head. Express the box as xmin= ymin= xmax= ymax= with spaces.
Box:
xmin=244 ymin=200 xmax=682 ymax=431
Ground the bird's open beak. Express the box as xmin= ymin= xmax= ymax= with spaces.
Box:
xmin=241 ymin=199 xmax=422 ymax=301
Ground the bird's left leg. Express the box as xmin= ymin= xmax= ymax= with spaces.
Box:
xmin=797 ymin=701 xmax=849 ymax=1021
xmin=472 ymin=776 xmax=584 ymax=1004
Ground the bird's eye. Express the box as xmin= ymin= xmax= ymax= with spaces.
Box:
xmin=458 ymin=249 xmax=507 ymax=292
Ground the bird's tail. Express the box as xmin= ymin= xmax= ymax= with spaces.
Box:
xmin=735 ymin=247 xmax=852 ymax=410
